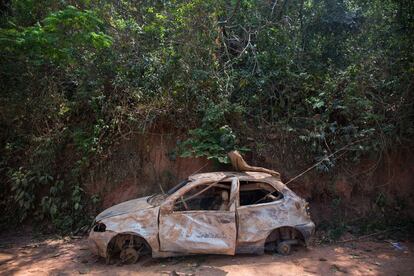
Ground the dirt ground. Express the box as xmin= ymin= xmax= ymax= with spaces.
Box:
xmin=0 ymin=233 xmax=413 ymax=276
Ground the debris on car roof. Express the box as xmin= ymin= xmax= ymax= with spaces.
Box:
xmin=227 ymin=150 xmax=281 ymax=179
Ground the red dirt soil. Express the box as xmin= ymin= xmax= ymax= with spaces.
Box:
xmin=1 ymin=234 xmax=413 ymax=276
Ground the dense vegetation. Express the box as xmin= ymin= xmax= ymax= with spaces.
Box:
xmin=1 ymin=0 xmax=413 ymax=232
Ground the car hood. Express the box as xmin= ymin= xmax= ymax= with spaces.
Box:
xmin=95 ymin=196 xmax=153 ymax=221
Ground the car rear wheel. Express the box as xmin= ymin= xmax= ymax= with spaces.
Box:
xmin=276 ymin=241 xmax=292 ymax=255
xmin=120 ymin=247 xmax=139 ymax=264
xmin=265 ymin=227 xmax=304 ymax=255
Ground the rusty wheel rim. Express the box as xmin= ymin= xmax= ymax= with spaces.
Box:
xmin=120 ymin=247 xmax=139 ymax=264
xmin=277 ymin=241 xmax=291 ymax=255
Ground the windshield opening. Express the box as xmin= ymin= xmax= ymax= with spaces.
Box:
xmin=147 ymin=179 xmax=191 ymax=206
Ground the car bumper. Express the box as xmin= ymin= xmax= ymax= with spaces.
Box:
xmin=88 ymin=230 xmax=117 ymax=258
xmin=295 ymin=221 xmax=315 ymax=245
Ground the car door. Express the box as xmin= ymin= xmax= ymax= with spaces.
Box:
xmin=235 ymin=180 xmax=285 ymax=254
xmin=158 ymin=177 xmax=239 ymax=255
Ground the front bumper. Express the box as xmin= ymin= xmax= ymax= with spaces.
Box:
xmin=88 ymin=229 xmax=117 ymax=258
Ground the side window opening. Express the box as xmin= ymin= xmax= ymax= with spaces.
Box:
xmin=173 ymin=182 xmax=232 ymax=211
xmin=239 ymin=181 xmax=283 ymax=206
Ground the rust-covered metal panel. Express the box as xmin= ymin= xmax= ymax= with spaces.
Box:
xmin=158 ymin=177 xmax=239 ymax=255
xmin=89 ymin=230 xmax=117 ymax=258
xmin=159 ymin=211 xmax=236 ymax=254
xmin=90 ymin=205 xmax=160 ymax=258
xmin=236 ymin=188 xmax=311 ymax=254
xmin=189 ymin=171 xmax=271 ymax=182
xmin=96 ymin=196 xmax=154 ymax=221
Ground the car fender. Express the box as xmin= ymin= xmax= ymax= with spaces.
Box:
xmin=90 ymin=206 xmax=160 ymax=258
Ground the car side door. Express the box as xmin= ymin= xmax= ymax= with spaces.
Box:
xmin=158 ymin=177 xmax=239 ymax=255
xmin=236 ymin=180 xmax=286 ymax=254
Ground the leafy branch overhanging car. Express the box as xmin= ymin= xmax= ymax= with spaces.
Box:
xmin=89 ymin=155 xmax=315 ymax=264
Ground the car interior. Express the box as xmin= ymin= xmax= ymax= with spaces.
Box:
xmin=173 ymin=182 xmax=232 ymax=211
xmin=239 ymin=181 xmax=283 ymax=206
xmin=173 ymin=180 xmax=283 ymax=211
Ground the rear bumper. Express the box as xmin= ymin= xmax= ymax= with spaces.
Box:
xmin=295 ymin=221 xmax=315 ymax=245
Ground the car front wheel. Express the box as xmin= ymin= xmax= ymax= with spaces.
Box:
xmin=120 ymin=247 xmax=140 ymax=264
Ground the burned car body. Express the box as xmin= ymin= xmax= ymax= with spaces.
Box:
xmin=89 ymin=170 xmax=315 ymax=262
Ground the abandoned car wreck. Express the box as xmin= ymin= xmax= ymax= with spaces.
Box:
xmin=89 ymin=153 xmax=315 ymax=264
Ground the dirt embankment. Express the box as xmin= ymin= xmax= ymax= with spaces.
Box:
xmin=83 ymin=129 xmax=414 ymax=223
xmin=1 ymin=233 xmax=413 ymax=275
xmin=84 ymin=131 xmax=214 ymax=209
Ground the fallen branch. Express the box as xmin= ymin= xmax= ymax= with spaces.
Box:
xmin=285 ymin=138 xmax=368 ymax=186
xmin=252 ymin=138 xmax=369 ymax=204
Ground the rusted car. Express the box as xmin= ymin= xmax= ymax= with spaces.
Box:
xmin=89 ymin=169 xmax=315 ymax=263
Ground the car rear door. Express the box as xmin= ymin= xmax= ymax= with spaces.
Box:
xmin=158 ymin=177 xmax=239 ymax=255
xmin=236 ymin=181 xmax=285 ymax=254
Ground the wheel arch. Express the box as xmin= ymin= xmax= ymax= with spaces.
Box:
xmin=264 ymin=226 xmax=306 ymax=245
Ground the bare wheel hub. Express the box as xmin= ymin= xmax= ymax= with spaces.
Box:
xmin=277 ymin=241 xmax=292 ymax=255
xmin=120 ymin=247 xmax=139 ymax=264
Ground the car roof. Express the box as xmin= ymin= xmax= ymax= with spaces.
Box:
xmin=189 ymin=171 xmax=270 ymax=180
xmin=188 ymin=171 xmax=287 ymax=191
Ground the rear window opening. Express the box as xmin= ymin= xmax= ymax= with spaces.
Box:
xmin=239 ymin=181 xmax=283 ymax=206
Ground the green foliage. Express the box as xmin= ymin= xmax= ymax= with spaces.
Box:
xmin=1 ymin=5 xmax=112 ymax=65
xmin=0 ymin=3 xmax=111 ymax=231
xmin=179 ymin=102 xmax=249 ymax=163
xmin=318 ymin=192 xmax=414 ymax=242
xmin=9 ymin=168 xmax=38 ymax=221
xmin=180 ymin=125 xmax=237 ymax=163
xmin=6 ymin=165 xmax=92 ymax=231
